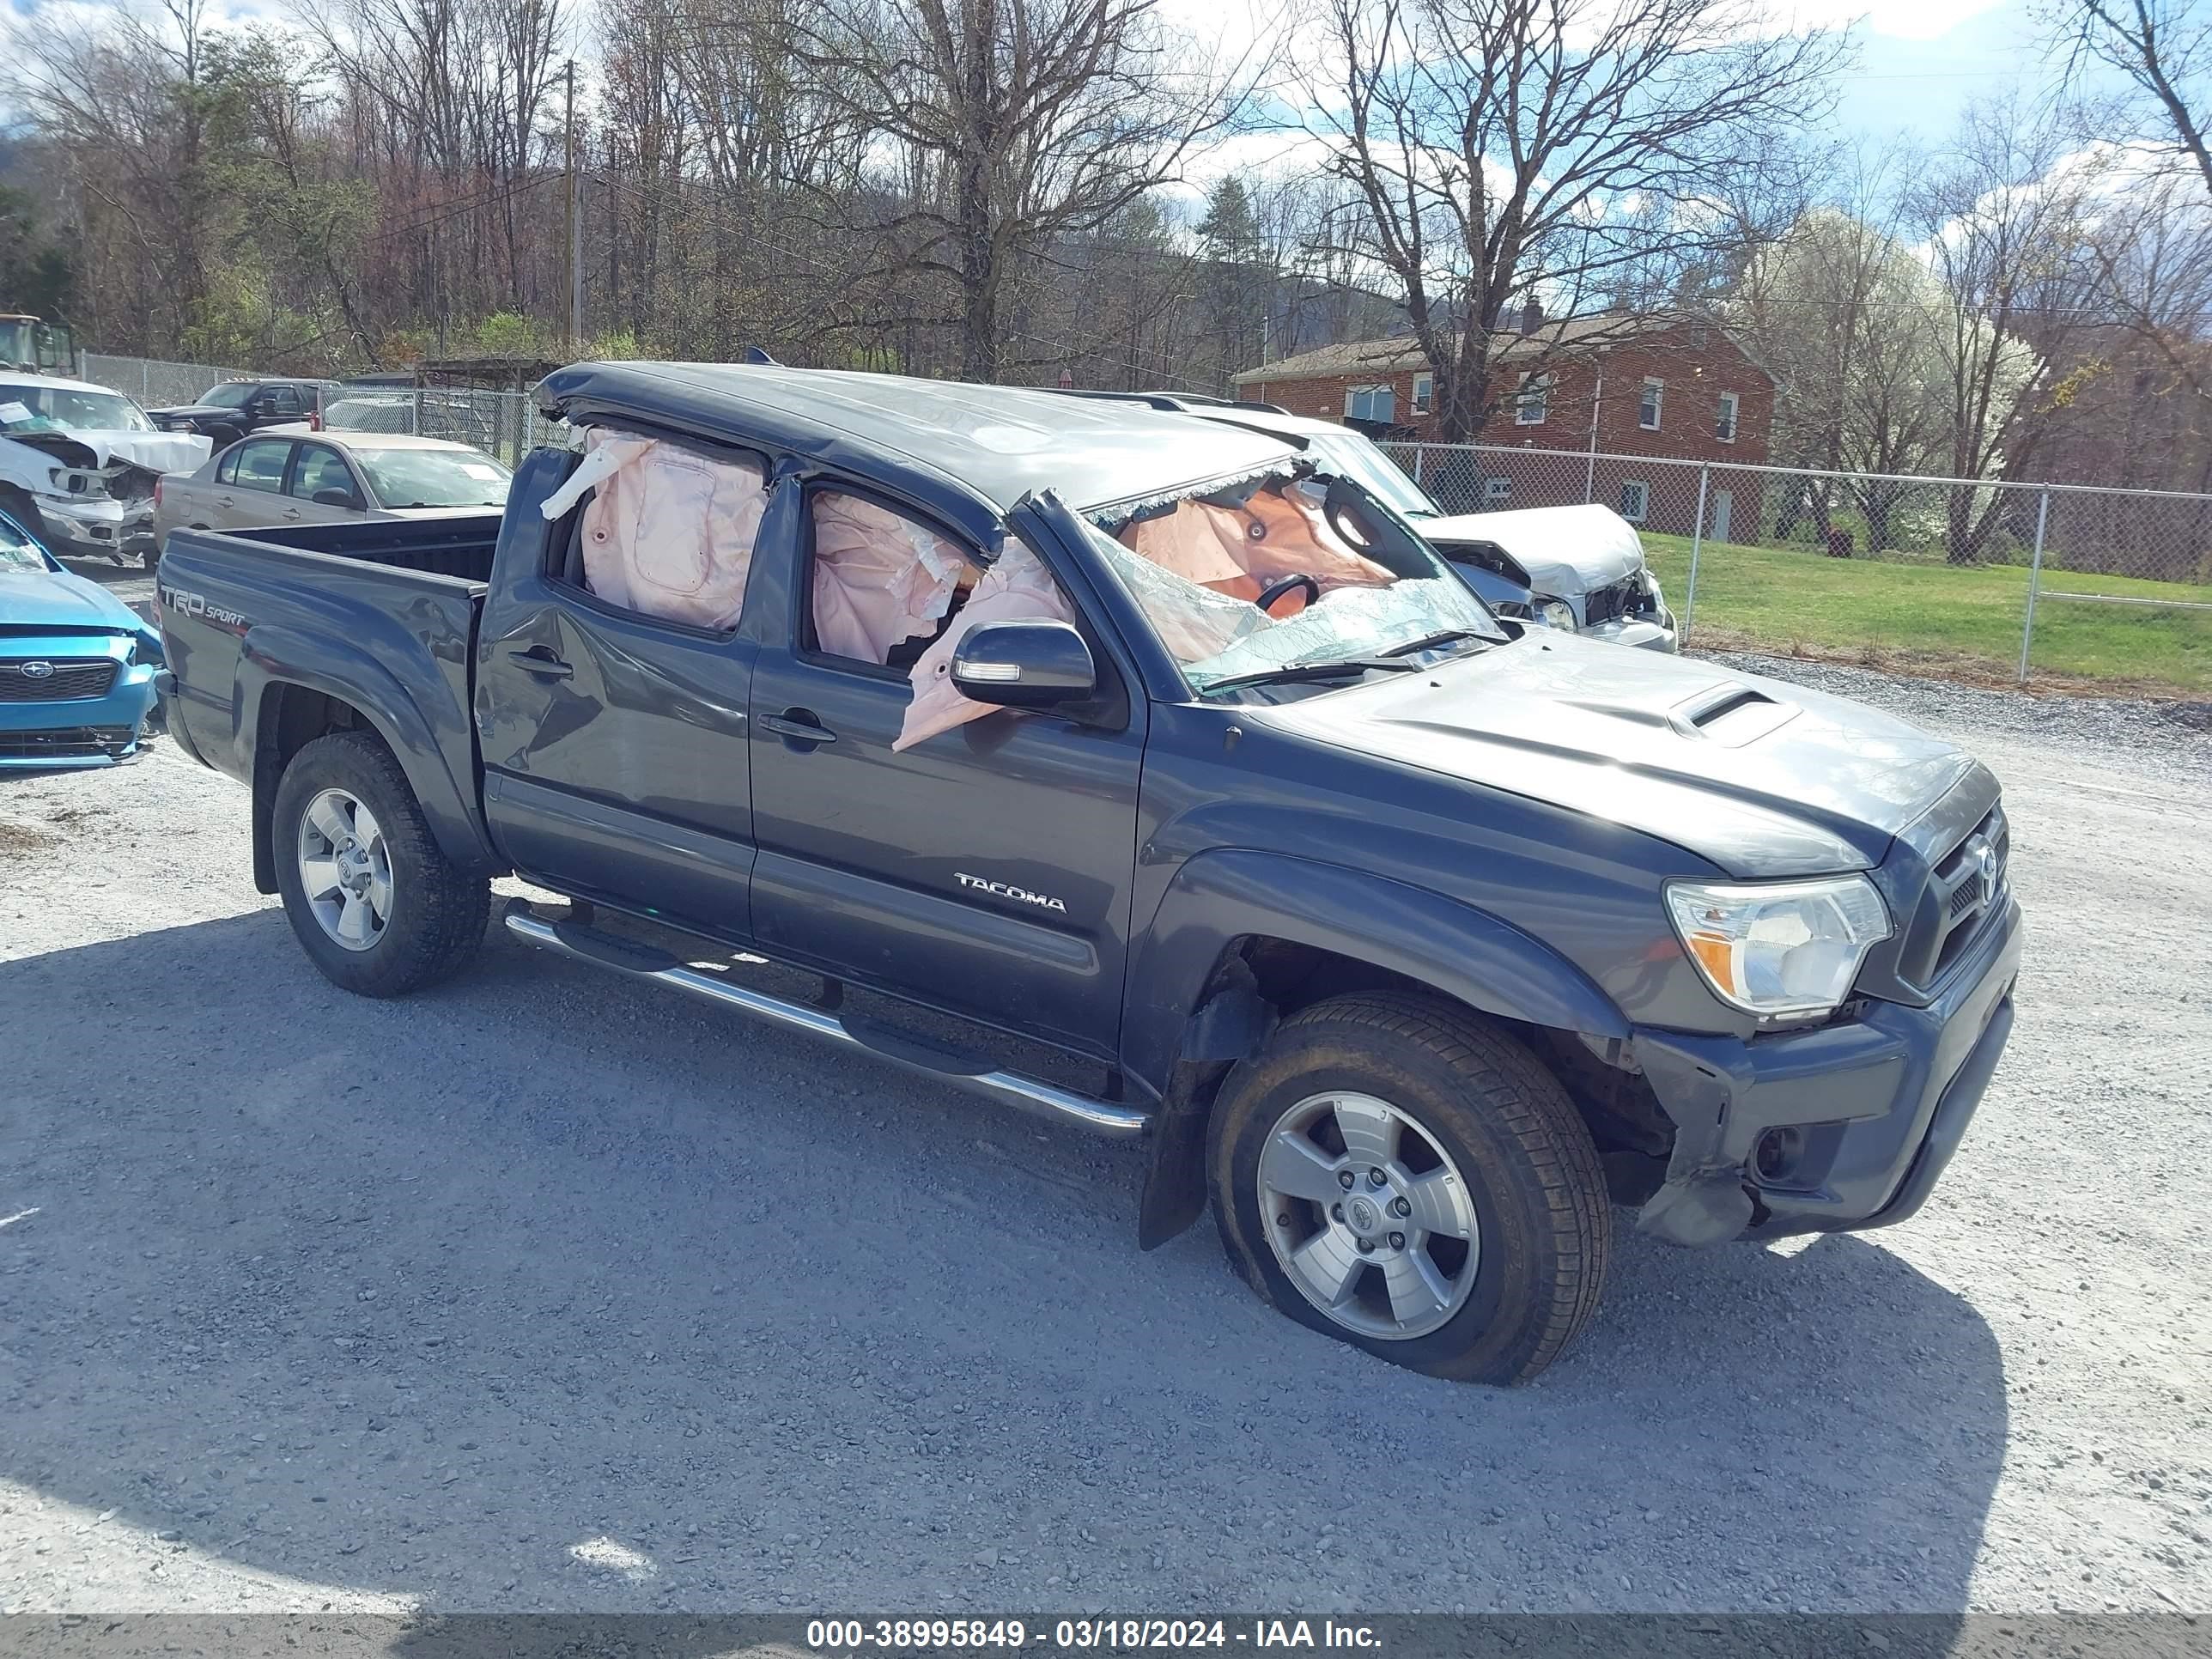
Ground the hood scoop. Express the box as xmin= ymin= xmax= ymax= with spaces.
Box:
xmin=1668 ymin=682 xmax=1797 ymax=747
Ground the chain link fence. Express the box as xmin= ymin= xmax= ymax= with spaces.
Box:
xmin=1378 ymin=441 xmax=2212 ymax=697
xmin=58 ymin=357 xmax=2210 ymax=695
xmin=81 ymin=353 xmax=253 ymax=409
xmin=77 ymin=354 xmax=563 ymax=465
xmin=315 ymin=388 xmax=561 ymax=465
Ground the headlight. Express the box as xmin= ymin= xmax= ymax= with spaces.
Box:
xmin=1664 ymin=875 xmax=1892 ymax=1021
xmin=1537 ymin=597 xmax=1577 ymax=631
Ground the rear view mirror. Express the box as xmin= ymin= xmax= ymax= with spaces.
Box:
xmin=951 ymin=620 xmax=1096 ymax=708
xmin=313 ymin=488 xmax=363 ymax=510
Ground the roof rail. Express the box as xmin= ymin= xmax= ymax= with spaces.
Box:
xmin=1036 ymin=387 xmax=1187 ymax=410
xmin=1036 ymin=386 xmax=1296 ymax=418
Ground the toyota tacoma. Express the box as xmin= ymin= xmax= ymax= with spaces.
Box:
xmin=155 ymin=362 xmax=2022 ymax=1384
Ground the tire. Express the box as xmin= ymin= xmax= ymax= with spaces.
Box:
xmin=1207 ymin=993 xmax=1611 ymax=1386
xmin=270 ymin=731 xmax=489 ymax=997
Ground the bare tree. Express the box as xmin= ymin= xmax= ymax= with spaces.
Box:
xmin=2053 ymin=0 xmax=2212 ymax=196
xmin=761 ymin=0 xmax=1247 ymax=380
xmin=1726 ymin=150 xmax=1946 ymax=547
xmin=2043 ymin=0 xmax=2212 ymax=411
xmin=1297 ymin=0 xmax=1844 ymax=440
xmin=1910 ymin=98 xmax=2087 ymax=558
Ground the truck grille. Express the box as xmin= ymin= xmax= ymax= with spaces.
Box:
xmin=0 ymin=658 xmax=118 ymax=702
xmin=1901 ymin=803 xmax=2009 ymax=988
xmin=1583 ymin=574 xmax=1650 ymax=628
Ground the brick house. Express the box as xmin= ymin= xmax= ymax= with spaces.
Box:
xmin=1231 ymin=312 xmax=1776 ymax=538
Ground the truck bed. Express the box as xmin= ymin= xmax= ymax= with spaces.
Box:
xmin=199 ymin=513 xmax=504 ymax=584
xmin=155 ymin=512 xmax=512 ymax=878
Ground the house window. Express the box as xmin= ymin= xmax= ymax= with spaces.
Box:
xmin=1717 ymin=391 xmax=1739 ymax=444
xmin=1620 ymin=480 xmax=1650 ymax=522
xmin=1344 ymin=384 xmax=1395 ymax=423
xmin=1411 ymin=372 xmax=1433 ymax=415
xmin=1638 ymin=379 xmax=1663 ymax=431
xmin=1483 ymin=477 xmax=1511 ymax=507
xmin=1515 ymin=373 xmax=1551 ymax=426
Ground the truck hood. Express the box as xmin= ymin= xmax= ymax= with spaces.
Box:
xmin=3 ymin=428 xmax=212 ymax=473
xmin=0 ymin=568 xmax=149 ymax=635
xmin=1419 ymin=503 xmax=1644 ymax=598
xmin=1263 ymin=633 xmax=1979 ymax=877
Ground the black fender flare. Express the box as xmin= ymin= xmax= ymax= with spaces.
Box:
xmin=237 ymin=638 xmax=494 ymax=893
xmin=1121 ymin=849 xmax=1631 ymax=1248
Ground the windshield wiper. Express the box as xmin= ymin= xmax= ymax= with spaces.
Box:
xmin=1380 ymin=628 xmax=1492 ymax=658
xmin=1200 ymin=657 xmax=1419 ymax=694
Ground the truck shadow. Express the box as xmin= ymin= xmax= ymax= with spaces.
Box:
xmin=1 ymin=912 xmax=2007 ymax=1620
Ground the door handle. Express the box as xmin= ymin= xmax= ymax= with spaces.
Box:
xmin=282 ymin=506 xmax=302 ymax=520
xmin=216 ymin=495 xmax=234 ymax=508
xmin=762 ymin=709 xmax=837 ymax=745
xmin=501 ymin=642 xmax=574 ymax=679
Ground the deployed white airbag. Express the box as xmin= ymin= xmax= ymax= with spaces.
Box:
xmin=539 ymin=431 xmax=768 ymax=631
xmin=896 ymin=542 xmax=1084 ymax=751
xmin=811 ymin=491 xmax=974 ymax=664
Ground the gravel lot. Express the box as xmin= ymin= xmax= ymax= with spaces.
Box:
xmin=2 ymin=637 xmax=2209 ymax=1620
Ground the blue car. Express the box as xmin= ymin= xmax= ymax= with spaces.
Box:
xmin=0 ymin=510 xmax=163 ymax=767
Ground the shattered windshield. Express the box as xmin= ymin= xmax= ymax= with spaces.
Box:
xmin=1082 ymin=469 xmax=1504 ymax=696
xmin=1301 ymin=431 xmax=1437 ymax=520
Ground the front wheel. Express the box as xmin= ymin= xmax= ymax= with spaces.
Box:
xmin=270 ymin=731 xmax=489 ymax=997
xmin=1207 ymin=994 xmax=1611 ymax=1385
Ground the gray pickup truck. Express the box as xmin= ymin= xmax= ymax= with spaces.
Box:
xmin=155 ymin=362 xmax=2022 ymax=1384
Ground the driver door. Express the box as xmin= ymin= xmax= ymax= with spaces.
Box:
xmin=746 ymin=483 xmax=1146 ymax=1058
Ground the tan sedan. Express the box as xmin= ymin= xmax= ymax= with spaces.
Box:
xmin=153 ymin=431 xmax=510 ymax=556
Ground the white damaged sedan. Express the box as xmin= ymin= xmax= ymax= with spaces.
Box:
xmin=0 ymin=374 xmax=210 ymax=568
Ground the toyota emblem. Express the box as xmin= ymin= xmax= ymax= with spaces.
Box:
xmin=18 ymin=660 xmax=53 ymax=679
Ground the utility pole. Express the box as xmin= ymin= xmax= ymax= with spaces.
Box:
xmin=563 ymin=58 xmax=582 ymax=353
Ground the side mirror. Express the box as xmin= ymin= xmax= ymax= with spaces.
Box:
xmin=313 ymin=488 xmax=363 ymax=510
xmin=951 ymin=619 xmax=1096 ymax=708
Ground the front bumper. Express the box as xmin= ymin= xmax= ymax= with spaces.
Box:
xmin=1632 ymin=893 xmax=2023 ymax=1245
xmin=34 ymin=494 xmax=156 ymax=560
xmin=1582 ymin=612 xmax=1679 ymax=653
xmin=0 ymin=640 xmax=160 ymax=768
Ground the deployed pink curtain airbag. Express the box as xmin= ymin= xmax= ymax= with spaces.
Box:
xmin=554 ymin=433 xmax=769 ymax=632
xmin=1115 ymin=484 xmax=1396 ymax=634
xmin=895 ymin=543 xmax=1083 ymax=751
xmin=810 ymin=491 xmax=975 ymax=664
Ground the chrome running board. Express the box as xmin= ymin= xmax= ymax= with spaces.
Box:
xmin=501 ymin=905 xmax=1152 ymax=1139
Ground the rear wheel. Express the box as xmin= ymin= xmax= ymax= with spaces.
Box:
xmin=271 ymin=731 xmax=489 ymax=996
xmin=1208 ymin=993 xmax=1611 ymax=1385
